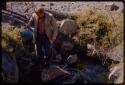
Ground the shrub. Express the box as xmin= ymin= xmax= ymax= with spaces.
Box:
xmin=1 ymin=26 xmax=24 ymax=57
xmin=73 ymin=9 xmax=123 ymax=52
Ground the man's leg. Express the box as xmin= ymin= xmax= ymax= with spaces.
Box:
xmin=42 ymin=35 xmax=51 ymax=67
xmin=36 ymin=34 xmax=44 ymax=65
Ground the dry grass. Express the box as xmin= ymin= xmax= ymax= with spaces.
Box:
xmin=1 ymin=26 xmax=24 ymax=57
xmin=73 ymin=9 xmax=123 ymax=52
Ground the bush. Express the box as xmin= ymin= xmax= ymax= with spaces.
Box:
xmin=73 ymin=9 xmax=123 ymax=52
xmin=1 ymin=27 xmax=24 ymax=57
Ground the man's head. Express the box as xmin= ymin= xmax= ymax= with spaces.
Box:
xmin=35 ymin=5 xmax=45 ymax=18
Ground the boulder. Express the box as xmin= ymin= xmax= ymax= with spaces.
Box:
xmin=2 ymin=52 xmax=19 ymax=83
xmin=53 ymin=68 xmax=83 ymax=84
xmin=54 ymin=54 xmax=62 ymax=63
xmin=56 ymin=21 xmax=62 ymax=28
xmin=67 ymin=54 xmax=78 ymax=64
xmin=61 ymin=41 xmax=74 ymax=51
xmin=87 ymin=44 xmax=98 ymax=56
xmin=110 ymin=3 xmax=119 ymax=11
xmin=41 ymin=65 xmax=70 ymax=82
xmin=50 ymin=3 xmax=54 ymax=6
xmin=81 ymin=64 xmax=108 ymax=83
xmin=107 ymin=42 xmax=123 ymax=62
xmin=105 ymin=3 xmax=119 ymax=11
xmin=59 ymin=19 xmax=78 ymax=35
xmin=108 ymin=61 xmax=123 ymax=84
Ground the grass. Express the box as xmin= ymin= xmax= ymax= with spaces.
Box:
xmin=73 ymin=9 xmax=123 ymax=53
xmin=1 ymin=26 xmax=25 ymax=57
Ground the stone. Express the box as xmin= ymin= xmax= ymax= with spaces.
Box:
xmin=2 ymin=52 xmax=19 ymax=83
xmin=61 ymin=41 xmax=73 ymax=51
xmin=54 ymin=68 xmax=82 ymax=84
xmin=56 ymin=21 xmax=62 ymax=28
xmin=107 ymin=42 xmax=123 ymax=62
xmin=87 ymin=44 xmax=98 ymax=56
xmin=110 ymin=3 xmax=119 ymax=11
xmin=48 ymin=66 xmax=70 ymax=80
xmin=67 ymin=54 xmax=78 ymax=64
xmin=105 ymin=3 xmax=119 ymax=11
xmin=41 ymin=4 xmax=45 ymax=6
xmin=41 ymin=65 xmax=70 ymax=82
xmin=50 ymin=3 xmax=54 ymax=6
xmin=108 ymin=61 xmax=123 ymax=84
xmin=59 ymin=19 xmax=78 ymax=35
xmin=54 ymin=54 xmax=62 ymax=63
xmin=81 ymin=64 xmax=108 ymax=83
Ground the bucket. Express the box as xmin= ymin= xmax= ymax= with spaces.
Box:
xmin=20 ymin=29 xmax=33 ymax=41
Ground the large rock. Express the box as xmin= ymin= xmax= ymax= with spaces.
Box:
xmin=59 ymin=19 xmax=79 ymax=35
xmin=105 ymin=3 xmax=119 ymax=11
xmin=41 ymin=65 xmax=70 ymax=82
xmin=81 ymin=64 xmax=108 ymax=83
xmin=61 ymin=41 xmax=74 ymax=51
xmin=2 ymin=52 xmax=19 ymax=83
xmin=108 ymin=61 xmax=123 ymax=84
xmin=53 ymin=68 xmax=82 ymax=84
xmin=107 ymin=42 xmax=123 ymax=62
xmin=53 ymin=54 xmax=62 ymax=63
xmin=87 ymin=44 xmax=98 ymax=56
xmin=67 ymin=54 xmax=78 ymax=65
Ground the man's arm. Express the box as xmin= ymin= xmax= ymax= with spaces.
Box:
xmin=26 ymin=14 xmax=34 ymax=28
xmin=50 ymin=15 xmax=58 ymax=43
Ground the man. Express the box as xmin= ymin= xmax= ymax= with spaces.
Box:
xmin=26 ymin=5 xmax=58 ymax=67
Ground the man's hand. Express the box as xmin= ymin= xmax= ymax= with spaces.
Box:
xmin=26 ymin=23 xmax=31 ymax=28
xmin=50 ymin=37 xmax=56 ymax=44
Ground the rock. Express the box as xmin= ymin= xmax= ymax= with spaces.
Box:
xmin=51 ymin=54 xmax=62 ymax=63
xmin=110 ymin=3 xmax=119 ymax=11
xmin=81 ymin=64 xmax=108 ymax=83
xmin=59 ymin=19 xmax=79 ymax=35
xmin=48 ymin=66 xmax=70 ymax=80
xmin=50 ymin=3 xmax=54 ymax=6
xmin=54 ymin=54 xmax=62 ymax=63
xmin=108 ymin=61 xmax=123 ymax=84
xmin=46 ymin=10 xmax=69 ymax=20
xmin=1 ymin=23 xmax=13 ymax=32
xmin=41 ymin=68 xmax=49 ymax=82
xmin=107 ymin=42 xmax=123 ymax=61
xmin=2 ymin=52 xmax=19 ymax=83
xmin=41 ymin=4 xmax=45 ymax=6
xmin=105 ymin=3 xmax=119 ymax=11
xmin=87 ymin=44 xmax=98 ymax=56
xmin=61 ymin=41 xmax=73 ymax=51
xmin=67 ymin=54 xmax=78 ymax=64
xmin=54 ymin=68 xmax=83 ymax=84
xmin=41 ymin=65 xmax=70 ymax=82
xmin=121 ymin=9 xmax=124 ymax=13
xmin=56 ymin=21 xmax=62 ymax=28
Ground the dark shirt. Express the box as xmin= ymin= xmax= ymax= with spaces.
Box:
xmin=38 ymin=16 xmax=45 ymax=34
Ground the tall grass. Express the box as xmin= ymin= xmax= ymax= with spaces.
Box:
xmin=1 ymin=27 xmax=24 ymax=57
xmin=73 ymin=9 xmax=123 ymax=52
